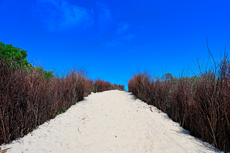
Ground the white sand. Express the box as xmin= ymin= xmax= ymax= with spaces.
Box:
xmin=1 ymin=90 xmax=222 ymax=153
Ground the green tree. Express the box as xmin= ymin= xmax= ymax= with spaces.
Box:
xmin=0 ymin=42 xmax=31 ymax=68
xmin=0 ymin=42 xmax=54 ymax=79
xmin=36 ymin=67 xmax=54 ymax=80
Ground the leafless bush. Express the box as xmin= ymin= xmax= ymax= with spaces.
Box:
xmin=128 ymin=55 xmax=230 ymax=151
xmin=93 ymin=79 xmax=124 ymax=92
xmin=0 ymin=58 xmax=90 ymax=144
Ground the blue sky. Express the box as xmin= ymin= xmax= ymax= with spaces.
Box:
xmin=0 ymin=0 xmax=230 ymax=90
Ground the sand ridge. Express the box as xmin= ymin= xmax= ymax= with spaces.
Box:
xmin=0 ymin=90 xmax=222 ymax=153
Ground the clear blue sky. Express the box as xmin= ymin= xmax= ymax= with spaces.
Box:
xmin=1 ymin=0 xmax=229 ymax=90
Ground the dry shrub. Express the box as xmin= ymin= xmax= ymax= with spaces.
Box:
xmin=93 ymin=79 xmax=124 ymax=92
xmin=84 ymin=79 xmax=93 ymax=96
xmin=128 ymin=56 xmax=230 ymax=152
xmin=128 ymin=72 xmax=152 ymax=102
xmin=0 ymin=58 xmax=90 ymax=144
xmin=0 ymin=56 xmax=125 ymax=146
xmin=113 ymin=84 xmax=125 ymax=90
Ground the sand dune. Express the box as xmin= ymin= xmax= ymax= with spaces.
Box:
xmin=0 ymin=90 xmax=222 ymax=153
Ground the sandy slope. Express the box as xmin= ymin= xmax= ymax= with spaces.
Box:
xmin=1 ymin=90 xmax=222 ymax=153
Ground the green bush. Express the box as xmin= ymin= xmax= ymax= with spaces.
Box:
xmin=0 ymin=42 xmax=31 ymax=68
xmin=0 ymin=42 xmax=54 ymax=79
xmin=35 ymin=66 xmax=54 ymax=80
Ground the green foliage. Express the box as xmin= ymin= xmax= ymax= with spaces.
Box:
xmin=35 ymin=67 xmax=54 ymax=80
xmin=0 ymin=42 xmax=31 ymax=68
xmin=0 ymin=42 xmax=54 ymax=79
xmin=53 ymin=108 xmax=66 ymax=117
xmin=61 ymin=108 xmax=66 ymax=113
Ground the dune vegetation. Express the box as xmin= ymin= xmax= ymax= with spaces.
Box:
xmin=0 ymin=42 xmax=124 ymax=145
xmin=1 ymin=41 xmax=229 ymax=152
xmin=128 ymin=52 xmax=230 ymax=152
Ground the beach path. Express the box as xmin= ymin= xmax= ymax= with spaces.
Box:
xmin=1 ymin=90 xmax=221 ymax=153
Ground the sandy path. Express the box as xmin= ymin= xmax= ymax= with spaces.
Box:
xmin=1 ymin=90 xmax=221 ymax=153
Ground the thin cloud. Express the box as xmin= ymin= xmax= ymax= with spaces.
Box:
xmin=116 ymin=22 xmax=129 ymax=35
xmin=121 ymin=33 xmax=136 ymax=42
xmin=102 ymin=33 xmax=136 ymax=48
xmin=33 ymin=0 xmax=94 ymax=31
xmin=102 ymin=21 xmax=136 ymax=48
xmin=102 ymin=39 xmax=123 ymax=47
xmin=96 ymin=2 xmax=113 ymax=28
